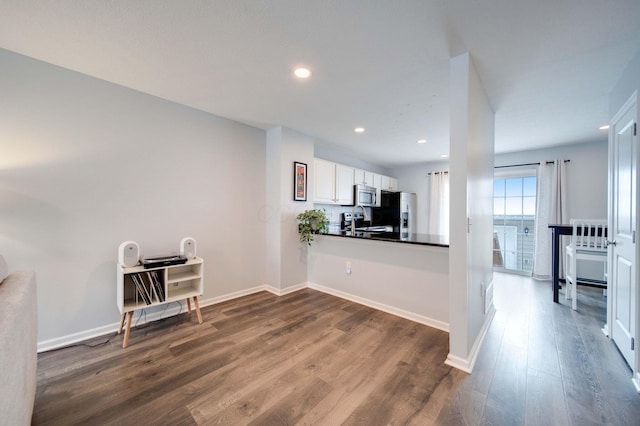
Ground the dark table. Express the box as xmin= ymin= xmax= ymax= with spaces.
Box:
xmin=548 ymin=224 xmax=573 ymax=303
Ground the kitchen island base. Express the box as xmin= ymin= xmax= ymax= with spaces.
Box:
xmin=308 ymin=235 xmax=449 ymax=331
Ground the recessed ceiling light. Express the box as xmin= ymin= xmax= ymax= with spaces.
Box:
xmin=599 ymin=125 xmax=610 ymax=130
xmin=293 ymin=67 xmax=312 ymax=79
xmin=417 ymin=139 xmax=427 ymax=144
xmin=354 ymin=127 xmax=365 ymax=133
xmin=440 ymin=154 xmax=448 ymax=158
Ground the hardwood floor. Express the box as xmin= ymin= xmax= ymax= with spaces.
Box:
xmin=34 ymin=274 xmax=640 ymax=425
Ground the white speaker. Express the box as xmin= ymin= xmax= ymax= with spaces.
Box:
xmin=118 ymin=241 xmax=140 ymax=267
xmin=180 ymin=237 xmax=197 ymax=259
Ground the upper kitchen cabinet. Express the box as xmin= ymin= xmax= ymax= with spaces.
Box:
xmin=380 ymin=175 xmax=398 ymax=191
xmin=314 ymin=158 xmax=336 ymax=203
xmin=336 ymin=165 xmax=355 ymax=203
xmin=314 ymin=158 xmax=354 ymax=205
xmin=354 ymin=169 xmax=375 ymax=187
xmin=373 ymin=173 xmax=399 ymax=206
xmin=373 ymin=174 xmax=383 ymax=207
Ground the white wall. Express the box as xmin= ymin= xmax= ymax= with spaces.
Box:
xmin=390 ymin=161 xmax=449 ymax=234
xmin=390 ymin=140 xmax=609 ymax=237
xmin=498 ymin=141 xmax=609 ymax=281
xmin=496 ymin=141 xmax=608 ymax=220
xmin=266 ymin=128 xmax=283 ymax=291
xmin=610 ymin=47 xmax=640 ymax=117
xmin=266 ymin=127 xmax=315 ymax=292
xmin=314 ymin=143 xmax=391 ymax=175
xmin=0 ymin=49 xmax=267 ymax=345
xmin=447 ymin=52 xmax=495 ymax=372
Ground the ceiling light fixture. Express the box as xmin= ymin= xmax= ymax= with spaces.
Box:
xmin=417 ymin=139 xmax=427 ymax=144
xmin=599 ymin=125 xmax=610 ymax=130
xmin=354 ymin=127 xmax=365 ymax=133
xmin=440 ymin=154 xmax=448 ymax=158
xmin=293 ymin=67 xmax=312 ymax=79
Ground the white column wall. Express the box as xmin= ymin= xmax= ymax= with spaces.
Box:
xmin=265 ymin=126 xmax=314 ymax=292
xmin=447 ymin=52 xmax=495 ymax=372
xmin=266 ymin=127 xmax=283 ymax=291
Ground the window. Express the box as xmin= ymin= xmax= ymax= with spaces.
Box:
xmin=493 ymin=172 xmax=536 ymax=274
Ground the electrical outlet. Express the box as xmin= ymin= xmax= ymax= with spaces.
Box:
xmin=346 ymin=260 xmax=352 ymax=275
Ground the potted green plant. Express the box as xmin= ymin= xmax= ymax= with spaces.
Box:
xmin=296 ymin=208 xmax=330 ymax=245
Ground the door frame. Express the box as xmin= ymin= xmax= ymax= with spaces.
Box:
xmin=606 ymin=90 xmax=639 ymax=391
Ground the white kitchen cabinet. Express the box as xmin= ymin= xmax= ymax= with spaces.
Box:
xmin=373 ymin=174 xmax=383 ymax=206
xmin=380 ymin=175 xmax=398 ymax=191
xmin=366 ymin=171 xmax=375 ymax=186
xmin=314 ymin=158 xmax=336 ymax=203
xmin=336 ymin=164 xmax=355 ymax=204
xmin=354 ymin=169 xmax=375 ymax=187
xmin=389 ymin=177 xmax=398 ymax=191
xmin=314 ymin=158 xmax=354 ymax=205
xmin=354 ymin=168 xmax=364 ymax=185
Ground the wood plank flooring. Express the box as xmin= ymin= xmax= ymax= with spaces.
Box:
xmin=34 ymin=274 xmax=640 ymax=425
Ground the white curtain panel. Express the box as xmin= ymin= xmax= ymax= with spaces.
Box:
xmin=427 ymin=171 xmax=450 ymax=236
xmin=532 ymin=160 xmax=568 ymax=280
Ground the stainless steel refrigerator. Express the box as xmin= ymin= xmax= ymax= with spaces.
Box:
xmin=373 ymin=190 xmax=417 ymax=235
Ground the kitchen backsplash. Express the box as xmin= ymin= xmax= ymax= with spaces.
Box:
xmin=313 ymin=204 xmax=372 ymax=230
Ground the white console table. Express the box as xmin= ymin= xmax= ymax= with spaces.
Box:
xmin=116 ymin=257 xmax=204 ymax=348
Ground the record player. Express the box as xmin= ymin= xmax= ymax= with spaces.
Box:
xmin=141 ymin=253 xmax=188 ymax=269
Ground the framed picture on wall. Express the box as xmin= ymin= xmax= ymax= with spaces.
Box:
xmin=294 ymin=161 xmax=307 ymax=201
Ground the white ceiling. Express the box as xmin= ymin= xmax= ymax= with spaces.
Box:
xmin=1 ymin=1 xmax=639 ymax=167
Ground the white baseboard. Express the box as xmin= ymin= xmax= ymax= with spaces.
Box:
xmin=633 ymin=372 xmax=640 ymax=393
xmin=484 ymin=279 xmax=494 ymax=315
xmin=37 ymin=285 xmax=274 ymax=353
xmin=38 ymin=301 xmax=198 ymax=353
xmin=38 ymin=280 xmax=447 ymax=353
xmin=444 ymin=353 xmax=472 ymax=373
xmin=38 ymin=323 xmax=121 ymax=353
xmin=264 ymin=282 xmax=308 ymax=296
xmin=445 ymin=302 xmax=496 ymax=373
xmin=197 ymin=285 xmax=272 ymax=308
xmin=308 ymin=282 xmax=449 ymax=332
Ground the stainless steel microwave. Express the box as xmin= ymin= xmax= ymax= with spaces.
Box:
xmin=353 ymin=184 xmax=377 ymax=207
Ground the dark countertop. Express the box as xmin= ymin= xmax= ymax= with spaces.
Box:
xmin=323 ymin=230 xmax=449 ymax=247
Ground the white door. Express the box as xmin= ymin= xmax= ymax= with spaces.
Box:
xmin=609 ymin=92 xmax=637 ymax=369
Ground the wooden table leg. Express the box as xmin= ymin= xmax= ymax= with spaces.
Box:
xmin=193 ymin=296 xmax=203 ymax=324
xmin=186 ymin=297 xmax=192 ymax=314
xmin=118 ymin=313 xmax=126 ymax=334
xmin=122 ymin=311 xmax=134 ymax=348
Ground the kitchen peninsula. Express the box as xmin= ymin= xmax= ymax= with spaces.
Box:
xmin=307 ymin=231 xmax=450 ymax=332
xmin=309 ymin=156 xmax=450 ymax=331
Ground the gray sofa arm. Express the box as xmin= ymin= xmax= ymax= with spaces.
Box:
xmin=0 ymin=271 xmax=37 ymax=426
